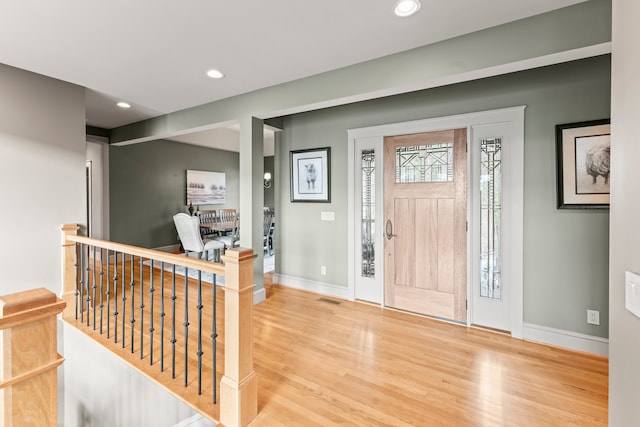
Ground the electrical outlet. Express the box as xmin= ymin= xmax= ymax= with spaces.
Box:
xmin=587 ymin=309 xmax=600 ymax=325
xmin=320 ymin=266 xmax=327 ymax=275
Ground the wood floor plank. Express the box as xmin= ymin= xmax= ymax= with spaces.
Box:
xmin=63 ymin=266 xmax=608 ymax=426
xmin=251 ymin=284 xmax=607 ymax=426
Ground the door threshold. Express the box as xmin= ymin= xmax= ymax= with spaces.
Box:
xmin=470 ymin=324 xmax=511 ymax=336
xmin=385 ymin=305 xmax=466 ymax=327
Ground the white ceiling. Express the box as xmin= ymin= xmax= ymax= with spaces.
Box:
xmin=0 ymin=0 xmax=586 ymax=151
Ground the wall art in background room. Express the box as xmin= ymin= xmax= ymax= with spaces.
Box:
xmin=290 ymin=147 xmax=331 ymax=202
xmin=186 ymin=170 xmax=226 ymax=205
xmin=556 ymin=119 xmax=610 ymax=209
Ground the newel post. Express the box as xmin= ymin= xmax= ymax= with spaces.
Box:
xmin=220 ymin=248 xmax=258 ymax=427
xmin=0 ymin=288 xmax=66 ymax=426
xmin=60 ymin=224 xmax=79 ymax=307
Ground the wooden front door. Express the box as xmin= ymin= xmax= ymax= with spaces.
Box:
xmin=384 ymin=129 xmax=467 ymax=322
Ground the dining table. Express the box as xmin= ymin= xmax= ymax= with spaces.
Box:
xmin=199 ymin=221 xmax=235 ymax=234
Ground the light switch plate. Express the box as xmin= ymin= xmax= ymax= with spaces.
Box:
xmin=625 ymin=271 xmax=640 ymax=319
xmin=320 ymin=211 xmax=335 ymax=221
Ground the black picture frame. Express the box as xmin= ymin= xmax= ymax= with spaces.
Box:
xmin=290 ymin=147 xmax=331 ymax=203
xmin=556 ymin=119 xmax=610 ymax=209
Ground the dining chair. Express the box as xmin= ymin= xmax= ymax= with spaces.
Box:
xmin=218 ymin=209 xmax=236 ymax=223
xmin=199 ymin=209 xmax=217 ymax=238
xmin=173 ymin=213 xmax=225 ymax=262
xmin=263 ymin=213 xmax=275 ymax=255
xmin=213 ymin=213 xmax=239 ymax=250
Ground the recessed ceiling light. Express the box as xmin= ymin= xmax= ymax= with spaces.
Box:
xmin=117 ymin=101 xmax=131 ymax=109
xmin=394 ymin=0 xmax=421 ymax=17
xmin=206 ymin=69 xmax=225 ymax=79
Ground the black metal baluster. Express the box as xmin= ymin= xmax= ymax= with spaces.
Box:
xmin=184 ymin=269 xmax=190 ymax=387
xmin=106 ymin=249 xmax=111 ymax=338
xmin=149 ymin=259 xmax=155 ymax=365
xmin=139 ymin=256 xmax=145 ymax=358
xmin=92 ymin=246 xmax=97 ymax=330
xmin=79 ymin=243 xmax=85 ymax=323
xmin=171 ymin=264 xmax=177 ymax=379
xmin=85 ymin=244 xmax=91 ymax=327
xmin=121 ymin=252 xmax=126 ymax=348
xmin=160 ymin=262 xmax=165 ymax=372
xmin=197 ymin=270 xmax=203 ymax=395
xmin=113 ymin=251 xmax=119 ymax=342
xmin=212 ymin=273 xmax=217 ymax=404
xmin=130 ymin=255 xmax=136 ymax=353
xmin=99 ymin=248 xmax=104 ymax=334
xmin=74 ymin=243 xmax=80 ymax=320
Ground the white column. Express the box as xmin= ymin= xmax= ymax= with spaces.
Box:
xmin=238 ymin=116 xmax=265 ymax=303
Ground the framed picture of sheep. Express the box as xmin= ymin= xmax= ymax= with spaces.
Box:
xmin=290 ymin=147 xmax=331 ymax=202
xmin=556 ymin=119 xmax=610 ymax=209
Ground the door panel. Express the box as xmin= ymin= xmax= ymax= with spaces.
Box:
xmin=415 ymin=199 xmax=437 ymax=290
xmin=394 ymin=198 xmax=413 ymax=286
xmin=384 ymin=129 xmax=467 ymax=322
xmin=437 ymin=199 xmax=455 ymax=294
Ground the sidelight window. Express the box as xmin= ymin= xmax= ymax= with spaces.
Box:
xmin=361 ymin=149 xmax=375 ymax=277
xmin=480 ymin=137 xmax=502 ymax=299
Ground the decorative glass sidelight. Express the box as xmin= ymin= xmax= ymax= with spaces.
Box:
xmin=480 ymin=137 xmax=502 ymax=299
xmin=395 ymin=143 xmax=453 ymax=183
xmin=361 ymin=149 xmax=375 ymax=277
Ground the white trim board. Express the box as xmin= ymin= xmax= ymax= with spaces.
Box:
xmin=272 ymin=274 xmax=350 ymax=301
xmin=254 ymin=287 xmax=266 ymax=305
xmin=523 ymin=323 xmax=609 ymax=357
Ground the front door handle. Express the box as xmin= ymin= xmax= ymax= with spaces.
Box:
xmin=386 ymin=219 xmax=397 ymax=240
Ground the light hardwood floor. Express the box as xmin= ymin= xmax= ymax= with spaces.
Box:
xmin=253 ymin=282 xmax=607 ymax=426
xmin=64 ymin=268 xmax=608 ymax=426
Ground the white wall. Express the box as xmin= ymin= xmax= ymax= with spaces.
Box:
xmin=0 ymin=64 xmax=86 ymax=296
xmin=609 ymin=0 xmax=640 ymax=424
xmin=60 ymin=322 xmax=209 ymax=427
xmin=86 ymin=140 xmax=109 ymax=239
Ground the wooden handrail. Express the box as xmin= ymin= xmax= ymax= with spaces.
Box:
xmin=66 ymin=235 xmax=225 ymax=275
xmin=0 ymin=288 xmax=66 ymax=426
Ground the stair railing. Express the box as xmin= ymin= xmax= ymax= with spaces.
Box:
xmin=60 ymin=224 xmax=257 ymax=427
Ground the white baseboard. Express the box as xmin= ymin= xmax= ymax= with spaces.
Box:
xmin=523 ymin=323 xmax=608 ymax=357
xmin=273 ymin=274 xmax=349 ymax=300
xmin=254 ymin=286 xmax=266 ymax=304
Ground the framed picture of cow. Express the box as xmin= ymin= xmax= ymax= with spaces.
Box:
xmin=290 ymin=147 xmax=331 ymax=202
xmin=556 ymin=119 xmax=610 ymax=209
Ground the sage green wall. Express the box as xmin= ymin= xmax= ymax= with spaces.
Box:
xmin=110 ymin=140 xmax=239 ymax=248
xmin=277 ymin=55 xmax=610 ymax=338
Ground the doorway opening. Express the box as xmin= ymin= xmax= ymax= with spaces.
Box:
xmin=347 ymin=106 xmax=525 ymax=337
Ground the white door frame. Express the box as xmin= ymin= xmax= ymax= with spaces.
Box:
xmin=347 ymin=106 xmax=525 ymax=338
